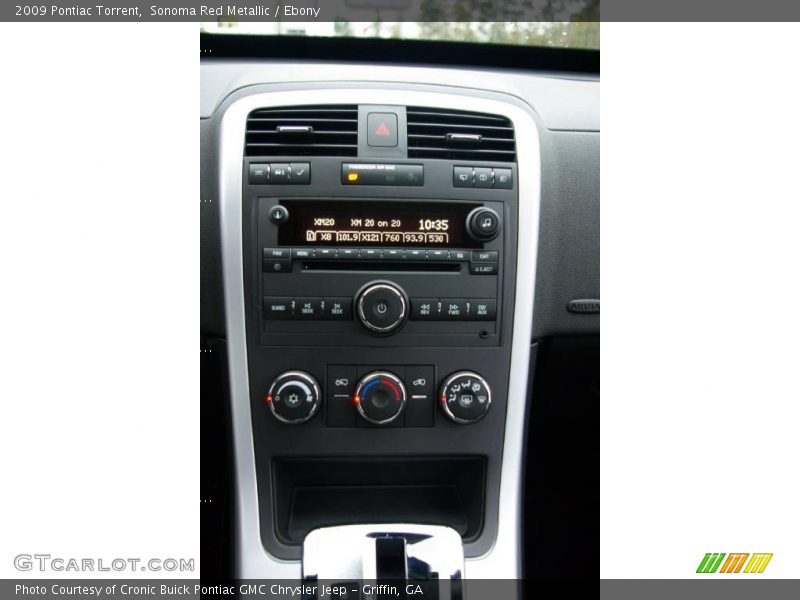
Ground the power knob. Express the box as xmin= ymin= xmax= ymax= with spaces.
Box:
xmin=355 ymin=281 xmax=408 ymax=335
xmin=266 ymin=371 xmax=321 ymax=424
xmin=439 ymin=371 xmax=492 ymax=424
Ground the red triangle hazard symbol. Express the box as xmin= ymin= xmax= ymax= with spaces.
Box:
xmin=375 ymin=122 xmax=391 ymax=136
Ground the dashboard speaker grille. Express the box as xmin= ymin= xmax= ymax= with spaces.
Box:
xmin=245 ymin=105 xmax=358 ymax=157
xmin=406 ymin=107 xmax=516 ymax=162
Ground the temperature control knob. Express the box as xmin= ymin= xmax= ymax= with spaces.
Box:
xmin=356 ymin=281 xmax=408 ymax=335
xmin=266 ymin=371 xmax=321 ymax=424
xmin=354 ymin=371 xmax=407 ymax=425
xmin=440 ymin=371 xmax=492 ymax=424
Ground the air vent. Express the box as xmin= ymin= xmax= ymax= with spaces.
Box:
xmin=407 ymin=107 xmax=516 ymax=162
xmin=245 ymin=105 xmax=358 ymax=157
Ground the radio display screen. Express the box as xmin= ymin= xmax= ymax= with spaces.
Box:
xmin=278 ymin=200 xmax=481 ymax=247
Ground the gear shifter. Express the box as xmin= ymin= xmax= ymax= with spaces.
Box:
xmin=302 ymin=524 xmax=464 ymax=599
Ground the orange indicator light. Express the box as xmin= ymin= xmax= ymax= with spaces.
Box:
xmin=266 ymin=395 xmax=273 ymax=403
xmin=347 ymin=172 xmax=359 ymax=182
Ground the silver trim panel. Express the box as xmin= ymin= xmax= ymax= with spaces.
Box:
xmin=218 ymin=88 xmax=541 ymax=580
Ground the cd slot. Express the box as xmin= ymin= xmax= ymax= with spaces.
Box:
xmin=301 ymin=260 xmax=461 ymax=273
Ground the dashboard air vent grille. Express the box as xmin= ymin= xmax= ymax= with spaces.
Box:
xmin=245 ymin=105 xmax=358 ymax=157
xmin=406 ymin=107 xmax=516 ymax=162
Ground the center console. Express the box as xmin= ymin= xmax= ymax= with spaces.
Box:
xmin=218 ymin=87 xmax=540 ymax=581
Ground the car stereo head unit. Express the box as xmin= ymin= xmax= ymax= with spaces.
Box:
xmin=254 ymin=197 xmax=506 ymax=347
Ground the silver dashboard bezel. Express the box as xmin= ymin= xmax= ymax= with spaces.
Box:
xmin=218 ymin=88 xmax=541 ymax=579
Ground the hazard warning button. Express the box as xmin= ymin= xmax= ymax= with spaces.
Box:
xmin=367 ymin=112 xmax=398 ymax=148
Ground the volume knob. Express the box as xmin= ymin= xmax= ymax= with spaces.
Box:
xmin=355 ymin=281 xmax=408 ymax=335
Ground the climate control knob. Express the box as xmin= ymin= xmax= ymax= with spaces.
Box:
xmin=354 ymin=371 xmax=407 ymax=425
xmin=440 ymin=371 xmax=492 ymax=424
xmin=355 ymin=281 xmax=408 ymax=335
xmin=266 ymin=371 xmax=321 ymax=424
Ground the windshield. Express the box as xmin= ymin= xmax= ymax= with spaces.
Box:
xmin=200 ymin=22 xmax=600 ymax=51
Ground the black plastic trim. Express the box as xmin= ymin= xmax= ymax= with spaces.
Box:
xmin=200 ymin=33 xmax=599 ymax=75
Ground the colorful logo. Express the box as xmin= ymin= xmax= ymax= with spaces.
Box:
xmin=696 ymin=553 xmax=773 ymax=574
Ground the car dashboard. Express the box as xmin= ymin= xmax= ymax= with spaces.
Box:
xmin=200 ymin=36 xmax=599 ymax=587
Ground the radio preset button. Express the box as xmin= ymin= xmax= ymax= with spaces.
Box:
xmin=361 ymin=248 xmax=382 ymax=259
xmin=411 ymin=298 xmax=440 ymax=320
xmin=384 ymin=249 xmax=405 ymax=260
xmin=429 ymin=249 xmax=450 ymax=260
xmin=405 ymin=249 xmax=426 ymax=260
xmin=339 ymin=248 xmax=360 ymax=259
xmin=316 ymin=248 xmax=337 ymax=259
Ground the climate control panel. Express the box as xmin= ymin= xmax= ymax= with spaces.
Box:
xmin=265 ymin=367 xmax=492 ymax=427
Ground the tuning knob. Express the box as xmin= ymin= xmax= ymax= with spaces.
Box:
xmin=266 ymin=371 xmax=321 ymax=424
xmin=354 ymin=371 xmax=407 ymax=425
xmin=466 ymin=207 xmax=501 ymax=242
xmin=439 ymin=371 xmax=492 ymax=424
